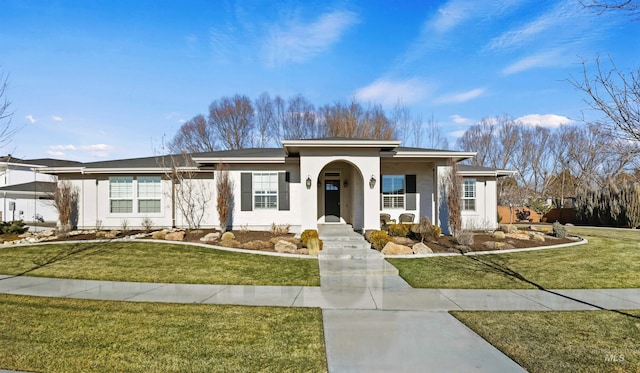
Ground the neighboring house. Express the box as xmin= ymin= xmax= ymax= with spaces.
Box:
xmin=0 ymin=156 xmax=82 ymax=222
xmin=41 ymin=138 xmax=512 ymax=234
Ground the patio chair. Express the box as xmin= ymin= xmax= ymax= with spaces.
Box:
xmin=380 ymin=213 xmax=396 ymax=228
xmin=398 ymin=213 xmax=415 ymax=224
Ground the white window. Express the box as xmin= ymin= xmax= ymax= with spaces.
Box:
xmin=382 ymin=175 xmax=405 ymax=209
xmin=462 ymin=178 xmax=476 ymax=211
xmin=110 ymin=177 xmax=133 ymax=213
xmin=137 ymin=176 xmax=161 ymax=213
xmin=253 ymin=172 xmax=278 ymax=209
xmin=109 ymin=176 xmax=162 ymax=214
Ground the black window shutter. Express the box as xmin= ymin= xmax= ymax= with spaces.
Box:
xmin=240 ymin=173 xmax=252 ymax=211
xmin=406 ymin=174 xmax=417 ymax=210
xmin=278 ymin=172 xmax=290 ymax=211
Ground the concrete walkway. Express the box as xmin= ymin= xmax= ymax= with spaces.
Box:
xmin=2 ymin=230 xmax=640 ymax=371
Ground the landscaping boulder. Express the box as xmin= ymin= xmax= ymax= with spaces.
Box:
xmin=105 ymin=230 xmax=120 ymax=239
xmin=492 ymin=231 xmax=506 ymax=239
xmin=241 ymin=240 xmax=269 ymax=250
xmin=381 ymin=242 xmax=413 ymax=255
xmin=165 ymin=231 xmax=185 ymax=241
xmin=152 ymin=230 xmax=167 ymax=240
xmin=200 ymin=232 xmax=221 ymax=242
xmin=392 ymin=236 xmax=414 ymax=246
xmin=499 ymin=224 xmax=519 ymax=234
xmin=221 ymin=232 xmax=235 ymax=241
xmin=412 ymin=242 xmax=433 ymax=254
xmin=483 ymin=241 xmax=515 ymax=250
xmin=531 ymin=234 xmax=545 ymax=243
xmin=275 ymin=240 xmax=297 ymax=254
xmin=505 ymin=233 xmax=530 ymax=241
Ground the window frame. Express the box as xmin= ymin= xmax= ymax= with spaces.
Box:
xmin=252 ymin=172 xmax=278 ymax=210
xmin=109 ymin=176 xmax=163 ymax=214
xmin=381 ymin=175 xmax=405 ymax=209
xmin=462 ymin=178 xmax=476 ymax=211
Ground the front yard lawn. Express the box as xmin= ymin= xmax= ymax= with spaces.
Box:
xmin=0 ymin=241 xmax=320 ymax=286
xmin=0 ymin=294 xmax=327 ymax=372
xmin=388 ymin=227 xmax=640 ymax=289
xmin=452 ymin=310 xmax=640 ymax=372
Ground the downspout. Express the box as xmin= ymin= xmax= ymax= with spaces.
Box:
xmin=171 ymin=177 xmax=176 ymax=228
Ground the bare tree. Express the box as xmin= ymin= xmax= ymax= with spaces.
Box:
xmin=569 ymin=57 xmax=640 ymax=142
xmin=169 ymin=114 xmax=216 ymax=153
xmin=423 ymin=113 xmax=449 ymax=149
xmin=51 ymin=179 xmax=78 ymax=232
xmin=282 ymin=94 xmax=318 ymax=140
xmin=446 ymin=160 xmax=462 ymax=236
xmin=254 ymin=92 xmax=276 ymax=147
xmin=580 ymin=0 xmax=640 ymax=20
xmin=208 ymin=94 xmax=255 ymax=150
xmin=156 ymin=152 xmax=212 ymax=230
xmin=216 ymin=164 xmax=234 ymax=232
xmin=319 ymin=98 xmax=396 ymax=140
xmin=0 ymin=70 xmax=20 ymax=150
xmin=390 ymin=101 xmax=413 ymax=145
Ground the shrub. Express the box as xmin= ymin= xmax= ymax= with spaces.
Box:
xmin=216 ymin=165 xmax=234 ymax=232
xmin=456 ymin=230 xmax=474 ymax=246
xmin=141 ymin=217 xmax=155 ymax=233
xmin=410 ymin=217 xmax=441 ymax=242
xmin=552 ymin=221 xmax=568 ymax=238
xmin=368 ymin=230 xmax=391 ymax=251
xmin=120 ymin=218 xmax=129 ymax=233
xmin=307 ymin=237 xmax=322 ymax=256
xmin=387 ymin=223 xmax=410 ymax=237
xmin=270 ymin=223 xmax=291 ymax=236
xmin=1 ymin=220 xmax=27 ymax=235
xmin=301 ymin=229 xmax=319 ymax=246
xmin=152 ymin=230 xmax=167 ymax=240
xmin=221 ymin=231 xmax=235 ymax=241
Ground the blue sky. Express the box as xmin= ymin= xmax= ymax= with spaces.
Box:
xmin=1 ymin=0 xmax=638 ymax=161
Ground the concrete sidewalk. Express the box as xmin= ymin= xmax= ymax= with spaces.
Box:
xmin=2 ymin=275 xmax=639 ymax=311
xmin=2 ymin=271 xmax=640 ymax=373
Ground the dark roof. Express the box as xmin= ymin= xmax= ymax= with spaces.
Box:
xmin=80 ymin=154 xmax=195 ymax=169
xmin=394 ymin=146 xmax=456 ymax=153
xmin=459 ymin=164 xmax=500 ymax=172
xmin=192 ymin=148 xmax=285 ymax=158
xmin=0 ymin=156 xmax=82 ymax=167
xmin=0 ymin=181 xmax=56 ymax=193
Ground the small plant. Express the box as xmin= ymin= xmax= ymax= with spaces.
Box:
xmin=120 ymin=218 xmax=129 ymax=233
xmin=306 ymin=237 xmax=323 ymax=256
xmin=141 ymin=217 xmax=155 ymax=233
xmin=410 ymin=217 xmax=441 ymax=242
xmin=1 ymin=220 xmax=28 ymax=235
xmin=369 ymin=230 xmax=392 ymax=251
xmin=497 ymin=212 xmax=503 ymax=224
xmin=300 ymin=229 xmax=319 ymax=246
xmin=387 ymin=223 xmax=410 ymax=237
xmin=239 ymin=224 xmax=250 ymax=233
xmin=270 ymin=223 xmax=291 ymax=236
xmin=456 ymin=230 xmax=474 ymax=246
xmin=552 ymin=221 xmax=568 ymax=238
xmin=221 ymin=231 xmax=235 ymax=241
xmin=95 ymin=219 xmax=103 ymax=231
xmin=515 ymin=209 xmax=531 ymax=221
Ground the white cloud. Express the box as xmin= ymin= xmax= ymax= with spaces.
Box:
xmin=52 ymin=115 xmax=63 ymax=122
xmin=436 ymin=88 xmax=485 ymax=104
xmin=81 ymin=144 xmax=114 ymax=158
xmin=485 ymin=1 xmax=583 ymax=51
xmin=164 ymin=112 xmax=180 ymax=120
xmin=49 ymin=144 xmax=77 ymax=151
xmin=264 ymin=9 xmax=359 ymax=67
xmin=515 ymin=114 xmax=574 ymax=128
xmin=354 ymin=78 xmax=430 ymax=106
xmin=47 ymin=151 xmax=65 ymax=157
xmin=450 ymin=114 xmax=471 ymax=124
xmin=501 ymin=49 xmax=565 ymax=75
xmin=25 ymin=115 xmax=36 ymax=124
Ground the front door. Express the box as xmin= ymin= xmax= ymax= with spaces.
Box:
xmin=324 ymin=180 xmax=340 ymax=222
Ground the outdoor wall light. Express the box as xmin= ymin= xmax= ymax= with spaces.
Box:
xmin=369 ymin=175 xmax=376 ymax=189
xmin=343 ymin=180 xmax=349 ymax=188
xmin=306 ymin=175 xmax=312 ymax=189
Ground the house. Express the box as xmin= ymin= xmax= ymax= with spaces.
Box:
xmin=40 ymin=138 xmax=512 ymax=234
xmin=0 ymin=156 xmax=82 ymax=223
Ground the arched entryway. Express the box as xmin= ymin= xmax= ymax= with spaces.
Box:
xmin=317 ymin=161 xmax=365 ymax=230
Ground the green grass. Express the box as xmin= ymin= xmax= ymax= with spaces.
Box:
xmin=452 ymin=310 xmax=640 ymax=373
xmin=0 ymin=294 xmax=327 ymax=372
xmin=0 ymin=241 xmax=320 ymax=286
xmin=388 ymin=227 xmax=640 ymax=289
